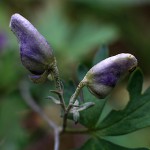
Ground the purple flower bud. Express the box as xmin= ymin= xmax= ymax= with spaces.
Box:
xmin=84 ymin=53 xmax=137 ymax=99
xmin=9 ymin=13 xmax=54 ymax=76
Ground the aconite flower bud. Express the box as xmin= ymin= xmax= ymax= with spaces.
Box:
xmin=83 ymin=53 xmax=137 ymax=99
xmin=10 ymin=13 xmax=54 ymax=83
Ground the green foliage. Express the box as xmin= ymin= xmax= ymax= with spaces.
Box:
xmin=72 ymin=0 xmax=150 ymax=8
xmin=0 ymin=50 xmax=24 ymax=94
xmin=78 ymin=138 xmax=148 ymax=150
xmin=75 ymin=69 xmax=150 ymax=150
xmin=93 ymin=45 xmax=109 ymax=65
xmin=38 ymin=6 xmax=119 ymax=63
xmin=78 ymin=87 xmax=106 ymax=129
xmin=95 ymin=69 xmax=150 ymax=136
xmin=72 ymin=48 xmax=150 ymax=149
xmin=0 ymin=93 xmax=28 ymax=150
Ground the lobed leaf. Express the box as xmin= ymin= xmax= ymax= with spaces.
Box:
xmin=77 ymin=138 xmax=148 ymax=150
xmin=93 ymin=68 xmax=150 ymax=136
xmin=78 ymin=87 xmax=106 ymax=128
xmin=75 ymin=68 xmax=150 ymax=149
xmin=70 ymin=60 xmax=150 ymax=149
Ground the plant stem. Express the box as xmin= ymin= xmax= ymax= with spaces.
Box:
xmin=19 ymin=81 xmax=88 ymax=150
xmin=51 ymin=58 xmax=66 ymax=111
xmin=49 ymin=60 xmax=87 ymax=134
xmin=62 ymin=80 xmax=86 ymax=132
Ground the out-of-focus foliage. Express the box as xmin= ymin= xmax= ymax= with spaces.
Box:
xmin=0 ymin=94 xmax=28 ymax=150
xmin=0 ymin=0 xmax=150 ymax=149
xmin=36 ymin=4 xmax=119 ymax=77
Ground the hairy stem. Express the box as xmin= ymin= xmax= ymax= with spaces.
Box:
xmin=62 ymin=80 xmax=86 ymax=132
xmin=51 ymin=58 xmax=66 ymax=111
xmin=49 ymin=60 xmax=87 ymax=134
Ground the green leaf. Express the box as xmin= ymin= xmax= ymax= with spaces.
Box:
xmin=77 ymin=138 xmax=148 ymax=150
xmin=127 ymin=68 xmax=143 ymax=99
xmin=92 ymin=68 xmax=150 ymax=136
xmin=71 ymin=65 xmax=150 ymax=149
xmin=93 ymin=45 xmax=109 ymax=65
xmin=78 ymin=87 xmax=106 ymax=128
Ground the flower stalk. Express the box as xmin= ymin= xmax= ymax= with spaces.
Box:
xmin=51 ymin=58 xmax=66 ymax=111
xmin=62 ymin=80 xmax=86 ymax=132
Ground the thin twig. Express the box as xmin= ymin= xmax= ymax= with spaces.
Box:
xmin=19 ymin=81 xmax=60 ymax=150
xmin=51 ymin=58 xmax=66 ymax=111
xmin=62 ymin=81 xmax=86 ymax=132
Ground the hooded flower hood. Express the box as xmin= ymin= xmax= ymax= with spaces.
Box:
xmin=84 ymin=53 xmax=137 ymax=99
xmin=10 ymin=13 xmax=55 ymax=83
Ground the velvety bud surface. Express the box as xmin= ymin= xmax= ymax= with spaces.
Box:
xmin=10 ymin=13 xmax=54 ymax=75
xmin=84 ymin=53 xmax=137 ymax=99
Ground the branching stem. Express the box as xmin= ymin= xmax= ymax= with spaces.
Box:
xmin=21 ymin=58 xmax=89 ymax=149
xmin=62 ymin=80 xmax=86 ymax=132
xmin=51 ymin=58 xmax=66 ymax=111
xmin=51 ymin=58 xmax=87 ymax=133
xmin=20 ymin=78 xmax=87 ymax=150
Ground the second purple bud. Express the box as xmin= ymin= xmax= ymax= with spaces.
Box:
xmin=83 ymin=53 xmax=137 ymax=99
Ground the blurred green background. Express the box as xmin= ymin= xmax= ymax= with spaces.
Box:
xmin=0 ymin=0 xmax=150 ymax=150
